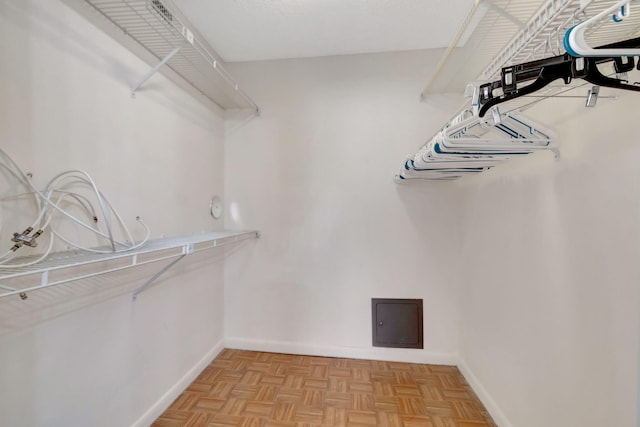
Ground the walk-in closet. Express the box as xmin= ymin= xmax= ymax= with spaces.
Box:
xmin=0 ymin=1 xmax=637 ymax=426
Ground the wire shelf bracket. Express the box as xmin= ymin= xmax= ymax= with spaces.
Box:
xmin=130 ymin=44 xmax=183 ymax=98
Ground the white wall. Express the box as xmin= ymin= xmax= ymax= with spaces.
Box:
xmin=0 ymin=1 xmax=229 ymax=425
xmin=457 ymin=92 xmax=640 ymax=427
xmin=224 ymin=49 xmax=639 ymax=427
xmin=223 ymin=50 xmax=466 ymax=363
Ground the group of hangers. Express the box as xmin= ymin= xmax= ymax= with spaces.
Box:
xmin=396 ymin=107 xmax=558 ymax=181
xmin=477 ymin=36 xmax=640 ymax=117
xmin=396 ymin=0 xmax=640 ymax=182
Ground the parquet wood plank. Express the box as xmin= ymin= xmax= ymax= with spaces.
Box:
xmin=283 ymin=375 xmax=305 ymax=389
xmin=397 ymin=397 xmax=428 ymax=416
xmin=218 ymin=398 xmax=247 ymax=416
xmin=431 ymin=416 xmax=460 ymax=427
xmin=255 ymin=386 xmax=279 ymax=402
xmin=420 ymin=384 xmax=445 ymax=400
xmin=188 ymin=382 xmax=214 ymax=394
xmin=263 ymin=421 xmax=295 ymax=427
xmin=373 ymin=381 xmax=395 ymax=397
xmin=324 ymin=391 xmax=351 ymax=408
xmin=154 ymin=409 xmax=191 ymax=422
xmin=350 ymin=392 xmax=375 ymax=411
xmin=349 ymin=381 xmax=373 ymax=393
xmin=153 ymin=409 xmax=191 ymax=427
xmin=154 ymin=349 xmax=497 ymax=427
xmin=244 ymin=401 xmax=274 ymax=417
xmin=261 ymin=375 xmax=286 ymax=386
xmin=210 ymin=414 xmax=244 ymax=426
xmin=182 ymin=412 xmax=212 ymax=427
xmin=193 ymin=397 xmax=226 ymax=413
xmin=322 ymin=406 xmax=347 ymax=426
xmin=301 ymin=389 xmax=324 ymax=407
xmin=293 ymin=407 xmax=323 ymax=424
xmin=373 ymin=397 xmax=399 ymax=413
xmin=309 ymin=365 xmax=328 ymax=378
xmin=208 ymin=382 xmax=235 ymax=399
xmin=458 ymin=421 xmax=496 ymax=427
xmin=275 ymin=389 xmax=303 ymax=403
xmin=393 ymin=384 xmax=422 ymax=397
xmin=170 ymin=391 xmax=201 ymax=411
xmin=303 ymin=378 xmax=328 ymax=389
xmin=199 ymin=368 xmax=224 ymax=383
xmin=328 ymin=367 xmax=351 ymax=377
xmin=327 ymin=377 xmax=348 ymax=393
xmin=272 ymin=402 xmax=297 ymax=421
xmin=401 ymin=415 xmax=435 ymax=427
xmin=231 ymin=384 xmax=259 ymax=400
xmin=452 ymin=401 xmax=486 ymax=421
xmin=348 ymin=410 xmax=378 ymax=425
xmin=377 ymin=412 xmax=404 ymax=427
xmin=238 ymin=417 xmax=263 ymax=427
xmin=152 ymin=419 xmax=184 ymax=427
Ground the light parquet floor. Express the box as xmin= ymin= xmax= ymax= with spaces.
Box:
xmin=152 ymin=349 xmax=497 ymax=427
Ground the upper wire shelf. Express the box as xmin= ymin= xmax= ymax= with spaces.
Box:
xmin=423 ymin=0 xmax=640 ymax=97
xmin=75 ymin=0 xmax=259 ymax=112
xmin=422 ymin=0 xmax=549 ymax=97
xmin=484 ymin=0 xmax=640 ymax=80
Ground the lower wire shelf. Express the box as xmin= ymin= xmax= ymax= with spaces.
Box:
xmin=0 ymin=230 xmax=259 ymax=301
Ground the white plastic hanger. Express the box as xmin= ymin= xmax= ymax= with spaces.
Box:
xmin=564 ymin=0 xmax=638 ymax=57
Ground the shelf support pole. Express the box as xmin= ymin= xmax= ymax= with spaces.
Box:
xmin=132 ymin=254 xmax=186 ymax=301
xmin=130 ymin=45 xmax=183 ymax=97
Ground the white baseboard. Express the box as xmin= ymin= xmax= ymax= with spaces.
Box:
xmin=225 ymin=337 xmax=458 ymax=366
xmin=132 ymin=339 xmax=225 ymax=427
xmin=456 ymin=358 xmax=513 ymax=427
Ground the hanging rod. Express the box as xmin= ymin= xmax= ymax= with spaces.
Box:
xmin=483 ymin=0 xmax=580 ymax=79
xmin=517 ymin=93 xmax=614 ymax=98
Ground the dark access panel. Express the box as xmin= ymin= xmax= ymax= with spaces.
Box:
xmin=372 ymin=298 xmax=423 ymax=349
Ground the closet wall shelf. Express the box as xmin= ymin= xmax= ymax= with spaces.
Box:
xmin=404 ymin=0 xmax=640 ymax=182
xmin=421 ymin=0 xmax=550 ymax=96
xmin=483 ymin=0 xmax=640 ymax=80
xmin=0 ymin=230 xmax=259 ymax=301
xmin=68 ymin=0 xmax=259 ymax=112
xmin=423 ymin=0 xmax=640 ymax=96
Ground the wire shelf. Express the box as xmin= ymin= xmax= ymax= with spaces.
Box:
xmin=424 ymin=0 xmax=640 ymax=96
xmin=422 ymin=0 xmax=548 ymax=96
xmin=405 ymin=0 xmax=640 ymax=183
xmin=76 ymin=0 xmax=258 ymax=111
xmin=0 ymin=230 xmax=259 ymax=300
xmin=484 ymin=0 xmax=640 ymax=79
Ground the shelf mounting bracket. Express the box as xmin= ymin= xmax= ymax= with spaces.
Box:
xmin=132 ymin=253 xmax=185 ymax=301
xmin=130 ymin=45 xmax=183 ymax=98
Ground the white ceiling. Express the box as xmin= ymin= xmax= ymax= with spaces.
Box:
xmin=174 ymin=0 xmax=473 ymax=62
